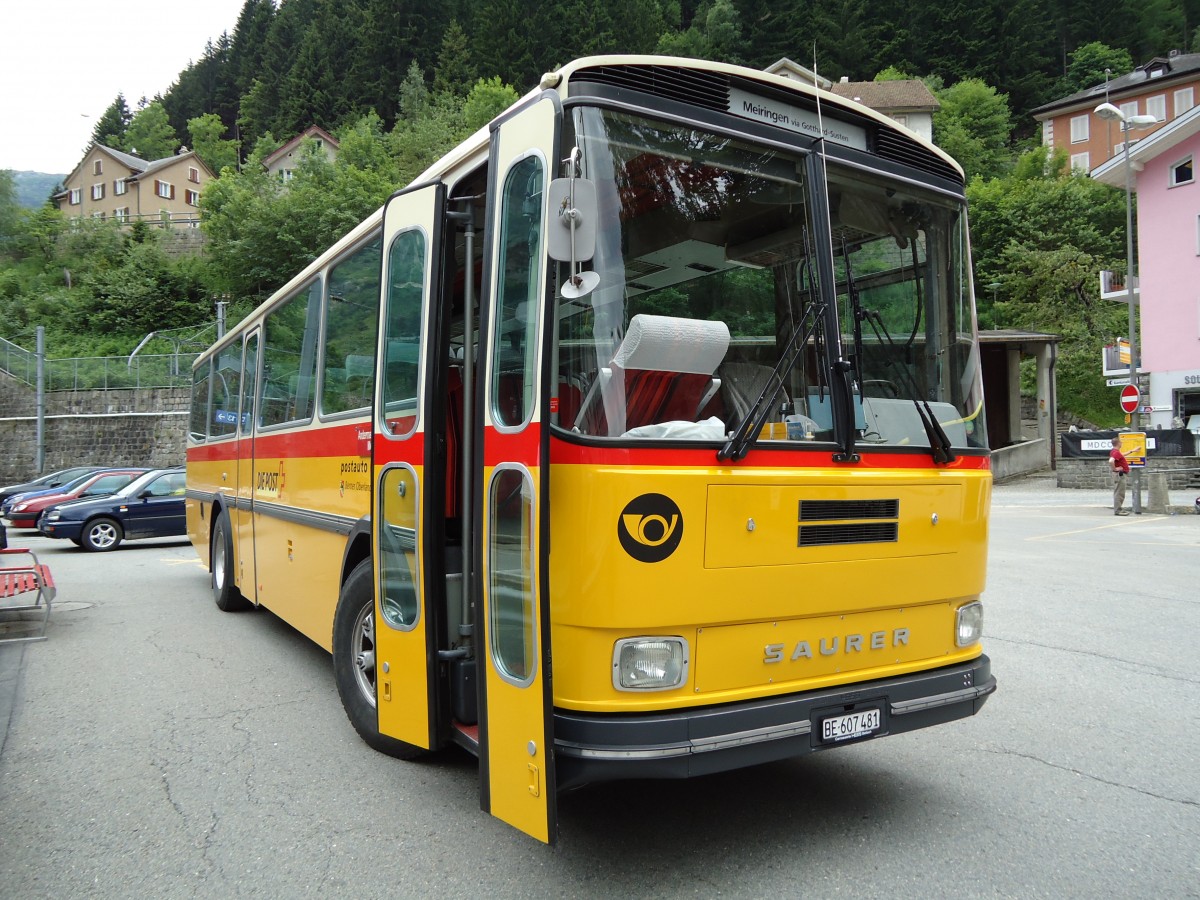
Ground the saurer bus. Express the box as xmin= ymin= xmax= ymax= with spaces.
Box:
xmin=186 ymin=55 xmax=995 ymax=844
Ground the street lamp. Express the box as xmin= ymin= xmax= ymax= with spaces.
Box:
xmin=1094 ymin=101 xmax=1157 ymax=514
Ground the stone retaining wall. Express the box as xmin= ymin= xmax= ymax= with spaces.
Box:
xmin=1056 ymin=456 xmax=1200 ymax=490
xmin=0 ymin=373 xmax=189 ymax=482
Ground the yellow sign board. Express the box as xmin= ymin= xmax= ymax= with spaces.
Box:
xmin=1119 ymin=431 xmax=1146 ymax=467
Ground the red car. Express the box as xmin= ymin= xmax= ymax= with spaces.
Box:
xmin=3 ymin=469 xmax=148 ymax=527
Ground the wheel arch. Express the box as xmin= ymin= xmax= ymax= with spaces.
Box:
xmin=341 ymin=515 xmax=373 ymax=588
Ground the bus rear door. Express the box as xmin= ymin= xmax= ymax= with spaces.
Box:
xmin=476 ymin=94 xmax=560 ymax=844
xmin=372 ymin=182 xmax=447 ymax=751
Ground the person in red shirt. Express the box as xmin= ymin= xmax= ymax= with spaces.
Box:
xmin=1109 ymin=435 xmax=1131 ymax=515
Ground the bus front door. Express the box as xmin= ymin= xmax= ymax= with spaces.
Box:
xmin=477 ymin=94 xmax=560 ymax=844
xmin=236 ymin=330 xmax=258 ymax=604
xmin=372 ymin=182 xmax=447 ymax=751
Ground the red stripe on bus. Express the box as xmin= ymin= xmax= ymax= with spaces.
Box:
xmin=547 ymin=439 xmax=990 ymax=471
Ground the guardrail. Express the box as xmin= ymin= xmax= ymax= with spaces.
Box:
xmin=0 ymin=338 xmax=197 ymax=391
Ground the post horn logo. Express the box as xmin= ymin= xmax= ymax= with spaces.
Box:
xmin=617 ymin=494 xmax=683 ymax=563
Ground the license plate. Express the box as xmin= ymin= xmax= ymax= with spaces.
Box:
xmin=820 ymin=708 xmax=882 ymax=743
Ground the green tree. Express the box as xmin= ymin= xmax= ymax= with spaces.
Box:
xmin=433 ymin=20 xmax=476 ymax=98
xmin=90 ymin=94 xmax=131 ymax=151
xmin=656 ymin=0 xmax=747 ymax=63
xmin=123 ymin=101 xmax=180 ymax=160
xmin=188 ymin=113 xmax=240 ymax=173
xmin=933 ymin=78 xmax=1013 ymax=180
xmin=0 ymin=171 xmax=19 ymax=254
xmin=462 ymin=77 xmax=520 ymax=133
xmin=967 ymin=146 xmax=1129 ymax=423
xmin=1061 ymin=41 xmax=1133 ymax=95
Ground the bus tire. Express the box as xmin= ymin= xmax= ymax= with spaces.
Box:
xmin=212 ymin=510 xmax=250 ymax=612
xmin=333 ymin=558 xmax=424 ymax=760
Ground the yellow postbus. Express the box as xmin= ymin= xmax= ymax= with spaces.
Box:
xmin=187 ymin=55 xmax=995 ymax=844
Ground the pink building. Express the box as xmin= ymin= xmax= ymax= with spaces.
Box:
xmin=1092 ymin=104 xmax=1200 ymax=427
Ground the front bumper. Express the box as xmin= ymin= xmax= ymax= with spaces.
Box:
xmin=38 ymin=518 xmax=82 ymax=540
xmin=554 ymin=655 xmax=994 ymax=790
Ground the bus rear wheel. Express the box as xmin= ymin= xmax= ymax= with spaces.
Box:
xmin=332 ymin=559 xmax=424 ymax=760
xmin=211 ymin=510 xmax=250 ymax=611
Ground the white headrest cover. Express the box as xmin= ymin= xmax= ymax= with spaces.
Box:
xmin=611 ymin=314 xmax=730 ymax=375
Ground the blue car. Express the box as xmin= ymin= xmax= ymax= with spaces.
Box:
xmin=38 ymin=467 xmax=187 ymax=552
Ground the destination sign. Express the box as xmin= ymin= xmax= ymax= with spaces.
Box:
xmin=728 ymin=87 xmax=868 ymax=151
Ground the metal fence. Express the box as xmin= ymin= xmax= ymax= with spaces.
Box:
xmin=0 ymin=336 xmax=198 ymax=391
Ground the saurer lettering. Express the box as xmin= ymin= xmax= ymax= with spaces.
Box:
xmin=764 ymin=628 xmax=910 ymax=664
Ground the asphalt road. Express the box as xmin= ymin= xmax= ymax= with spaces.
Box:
xmin=1 ymin=477 xmax=1197 ymax=898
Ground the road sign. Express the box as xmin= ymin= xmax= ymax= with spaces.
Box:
xmin=1119 ymin=384 xmax=1140 ymax=413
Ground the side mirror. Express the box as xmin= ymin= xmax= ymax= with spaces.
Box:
xmin=546 ymin=177 xmax=596 ymax=263
xmin=546 ymin=151 xmax=600 ymax=300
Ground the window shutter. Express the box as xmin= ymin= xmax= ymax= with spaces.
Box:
xmin=170 ymin=184 xmax=176 ymax=200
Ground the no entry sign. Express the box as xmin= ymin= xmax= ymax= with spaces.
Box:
xmin=1119 ymin=384 xmax=1140 ymax=414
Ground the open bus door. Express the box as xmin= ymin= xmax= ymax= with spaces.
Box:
xmin=372 ymin=182 xmax=447 ymax=751
xmin=476 ymin=94 xmax=560 ymax=844
xmin=235 ymin=330 xmax=259 ymax=604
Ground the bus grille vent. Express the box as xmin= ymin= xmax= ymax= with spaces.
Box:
xmin=799 ymin=499 xmax=898 ymax=521
xmin=798 ymin=522 xmax=898 ymax=546
xmin=570 ymin=64 xmax=730 ymax=112
xmin=797 ymin=499 xmax=899 ymax=547
xmin=874 ymin=130 xmax=962 ymax=185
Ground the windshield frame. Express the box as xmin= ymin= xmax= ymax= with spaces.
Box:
xmin=548 ymin=97 xmax=986 ymax=456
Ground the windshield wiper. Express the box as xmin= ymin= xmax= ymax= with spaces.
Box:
xmin=718 ymin=303 xmax=826 ymax=462
xmin=857 ymin=306 xmax=956 ymax=464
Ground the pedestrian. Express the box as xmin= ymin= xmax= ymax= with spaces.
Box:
xmin=1109 ymin=435 xmax=1131 ymax=515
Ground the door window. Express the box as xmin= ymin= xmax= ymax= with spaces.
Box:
xmin=487 ymin=466 xmax=536 ymax=685
xmin=490 ymin=154 xmax=544 ymax=429
xmin=381 ymin=228 xmax=428 ymax=438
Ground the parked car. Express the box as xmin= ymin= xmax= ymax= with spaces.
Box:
xmin=3 ymin=469 xmax=148 ymax=528
xmin=38 ymin=467 xmax=187 ymax=552
xmin=0 ymin=466 xmax=99 ymax=505
xmin=2 ymin=470 xmax=121 ymax=518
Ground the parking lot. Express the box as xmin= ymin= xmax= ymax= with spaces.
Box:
xmin=1 ymin=476 xmax=1197 ymax=898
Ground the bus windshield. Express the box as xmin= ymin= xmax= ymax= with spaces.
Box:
xmin=553 ymin=106 xmax=986 ymax=452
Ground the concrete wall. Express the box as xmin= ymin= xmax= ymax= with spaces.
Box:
xmin=991 ymin=438 xmax=1050 ymax=482
xmin=0 ymin=373 xmax=188 ymax=483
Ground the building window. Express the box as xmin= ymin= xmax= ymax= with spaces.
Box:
xmin=1070 ymin=114 xmax=1089 ymax=143
xmin=115 ymin=207 xmax=129 ymax=223
xmin=185 ymin=189 xmax=200 ymax=206
xmin=93 ymin=159 xmax=102 ymax=175
xmin=1176 ymin=88 xmax=1195 ymax=116
xmin=91 ymin=183 xmax=105 ymax=201
xmin=155 ymin=180 xmax=174 ymax=199
xmin=1120 ymin=100 xmax=1138 ymax=120
xmin=1147 ymin=95 xmax=1166 ymax=122
xmin=280 ymin=168 xmax=294 ymax=182
xmin=188 ymin=167 xmax=200 ymax=183
xmin=1070 ymin=152 xmax=1090 ymax=172
xmin=68 ymin=188 xmax=81 ymax=205
xmin=1170 ymin=155 xmax=1194 ymax=187
xmin=92 ymin=211 xmax=106 ymax=220
xmin=114 ymin=178 xmax=127 ymax=196
xmin=160 ymin=209 xmax=172 ymax=227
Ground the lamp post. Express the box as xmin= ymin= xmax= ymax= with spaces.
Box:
xmin=1094 ymin=101 xmax=1157 ymax=514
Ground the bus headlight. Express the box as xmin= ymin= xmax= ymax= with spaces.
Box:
xmin=955 ymin=601 xmax=984 ymax=647
xmin=613 ymin=637 xmax=689 ymax=691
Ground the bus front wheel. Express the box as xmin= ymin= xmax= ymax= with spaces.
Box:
xmin=332 ymin=559 xmax=424 ymax=759
xmin=212 ymin=510 xmax=250 ymax=611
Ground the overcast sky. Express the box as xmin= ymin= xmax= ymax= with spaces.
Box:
xmin=1 ymin=0 xmax=249 ymax=175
